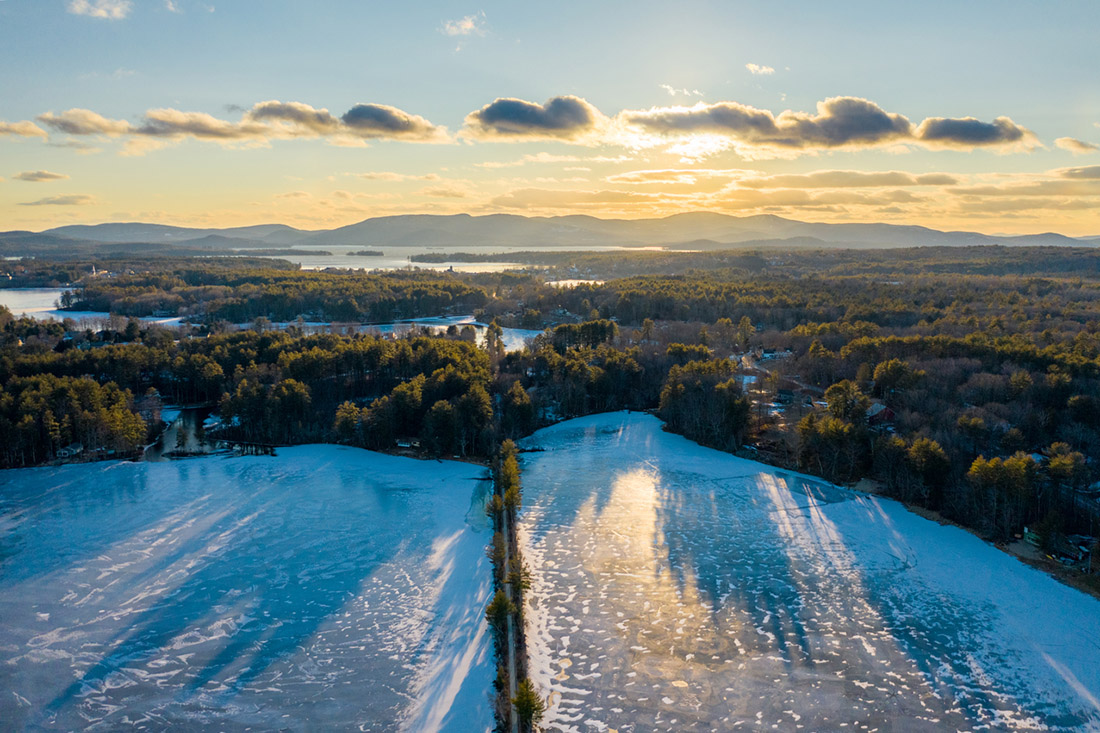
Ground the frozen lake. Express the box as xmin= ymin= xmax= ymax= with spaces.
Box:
xmin=0 ymin=288 xmax=182 ymax=327
xmin=0 ymin=291 xmax=541 ymax=350
xmin=246 ymin=243 xmax=640 ymax=272
xmin=358 ymin=315 xmax=542 ymax=353
xmin=518 ymin=413 xmax=1100 ymax=732
xmin=0 ymin=446 xmax=494 ymax=731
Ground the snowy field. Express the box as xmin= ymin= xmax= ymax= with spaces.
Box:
xmin=0 ymin=446 xmax=494 ymax=731
xmin=518 ymin=413 xmax=1100 ymax=732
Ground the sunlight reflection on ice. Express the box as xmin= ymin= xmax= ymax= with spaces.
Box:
xmin=519 ymin=413 xmax=1100 ymax=732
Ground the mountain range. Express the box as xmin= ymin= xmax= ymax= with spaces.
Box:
xmin=2 ymin=213 xmax=1097 ymax=255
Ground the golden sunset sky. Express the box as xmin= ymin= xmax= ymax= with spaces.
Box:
xmin=2 ymin=0 xmax=1099 ymax=235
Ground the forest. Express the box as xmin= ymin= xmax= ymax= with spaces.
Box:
xmin=3 ymin=244 xmax=1100 ymax=557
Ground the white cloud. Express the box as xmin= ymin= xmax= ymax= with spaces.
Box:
xmin=659 ymin=84 xmax=704 ymax=98
xmin=67 ymin=0 xmax=132 ymax=19
xmin=164 ymin=0 xmax=182 ymax=13
xmin=77 ymin=68 xmax=137 ymax=81
xmin=745 ymin=63 xmax=775 ymax=76
xmin=442 ymin=11 xmax=485 ymax=36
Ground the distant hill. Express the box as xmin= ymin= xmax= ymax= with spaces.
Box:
xmin=44 ymin=222 xmax=313 ymax=245
xmin=300 ymin=212 xmax=1098 ymax=249
xmin=8 ymin=213 xmax=1094 ymax=255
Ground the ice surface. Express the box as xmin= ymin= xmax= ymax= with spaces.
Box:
xmin=518 ymin=413 xmax=1100 ymax=732
xmin=0 ymin=288 xmax=183 ymax=326
xmin=0 ymin=446 xmax=494 ymax=731
xmin=358 ymin=315 xmax=542 ymax=353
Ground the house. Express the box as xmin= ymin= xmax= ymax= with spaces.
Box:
xmin=867 ymin=402 xmax=895 ymax=425
xmin=57 ymin=443 xmax=84 ymax=459
xmin=1026 ymin=528 xmax=1096 ymax=567
xmin=1052 ymin=534 xmax=1094 ymax=566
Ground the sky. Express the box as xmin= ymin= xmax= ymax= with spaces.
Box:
xmin=1 ymin=0 xmax=1099 ymax=235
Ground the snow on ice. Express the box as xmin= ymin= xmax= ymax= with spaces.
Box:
xmin=0 ymin=446 xmax=494 ymax=732
xmin=518 ymin=412 xmax=1100 ymax=732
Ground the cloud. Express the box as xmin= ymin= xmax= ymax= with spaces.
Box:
xmin=745 ymin=63 xmax=775 ymax=76
xmin=0 ymin=120 xmax=47 ymax=138
xmin=77 ymin=67 xmax=137 ymax=81
xmin=490 ymin=187 xmax=680 ymax=210
xmin=620 ymin=96 xmax=1036 ymax=156
xmin=913 ymin=116 xmax=1034 ymax=149
xmin=623 ymin=96 xmax=912 ymax=150
xmin=711 ymin=187 xmax=925 ymax=211
xmin=275 ymin=191 xmax=311 ymax=199
xmin=355 ymin=171 xmax=442 ymax=181
xmin=38 ymin=108 xmax=132 ymax=135
xmin=476 ymin=152 xmax=631 ymax=168
xmin=659 ymin=84 xmax=704 ymax=97
xmin=48 ymin=139 xmax=101 ymax=154
xmin=1056 ymin=165 xmax=1100 ymax=180
xmin=420 ymin=186 xmax=468 ymax=198
xmin=14 ymin=170 xmax=70 ymax=182
xmin=953 ymin=197 xmax=1098 ymax=214
xmin=67 ymin=0 xmax=131 ymax=19
xmin=1055 ymin=137 xmax=1099 ymax=155
xmin=737 ymin=170 xmax=958 ymax=189
xmin=247 ymin=100 xmax=445 ymax=141
xmin=953 ymin=179 xmax=1100 ymax=197
xmin=607 ymin=168 xmax=750 ymax=185
xmin=463 ymin=95 xmax=606 ymax=142
xmin=442 ymin=12 xmax=486 ymax=36
xmin=33 ymin=101 xmax=447 ymax=153
xmin=247 ymin=100 xmax=342 ymax=135
xmin=340 ymin=104 xmax=447 ymax=141
xmin=164 ymin=0 xmax=181 ymax=12
xmin=135 ymin=108 xmax=268 ymax=139
xmin=19 ymin=194 xmax=95 ymax=206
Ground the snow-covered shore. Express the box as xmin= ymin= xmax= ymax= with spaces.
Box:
xmin=0 ymin=445 xmax=494 ymax=731
xmin=518 ymin=412 xmax=1100 ymax=732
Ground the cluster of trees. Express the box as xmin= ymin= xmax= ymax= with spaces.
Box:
xmin=0 ymin=373 xmax=149 ymax=467
xmin=659 ymin=359 xmax=750 ymax=452
xmin=413 ymin=244 xmax=1100 ymax=281
xmin=2 ymin=316 xmax=504 ymax=457
xmin=66 ymin=267 xmax=488 ymax=322
xmin=5 ymin=244 xmax=1100 ymax=546
xmin=792 ymin=370 xmax=1094 ymax=542
xmin=333 ymin=365 xmax=495 ymax=457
